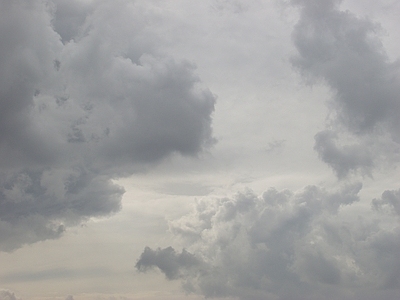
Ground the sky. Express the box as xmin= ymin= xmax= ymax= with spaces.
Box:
xmin=0 ymin=0 xmax=400 ymax=299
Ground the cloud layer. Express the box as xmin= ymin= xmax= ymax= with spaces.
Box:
xmin=0 ymin=0 xmax=215 ymax=251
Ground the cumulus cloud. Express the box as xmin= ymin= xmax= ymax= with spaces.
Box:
xmin=138 ymin=184 xmax=400 ymax=299
xmin=135 ymin=1 xmax=400 ymax=299
xmin=290 ymin=0 xmax=400 ymax=176
xmin=0 ymin=0 xmax=215 ymax=251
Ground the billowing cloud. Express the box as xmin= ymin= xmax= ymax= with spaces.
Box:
xmin=0 ymin=0 xmax=215 ymax=251
xmin=135 ymin=1 xmax=400 ymax=299
xmin=138 ymin=184 xmax=400 ymax=299
xmin=290 ymin=0 xmax=400 ymax=176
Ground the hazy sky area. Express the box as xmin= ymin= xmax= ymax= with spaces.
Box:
xmin=1 ymin=0 xmax=400 ymax=299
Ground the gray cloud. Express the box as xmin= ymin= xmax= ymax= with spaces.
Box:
xmin=290 ymin=0 xmax=400 ymax=176
xmin=0 ymin=290 xmax=19 ymax=300
xmin=136 ymin=246 xmax=203 ymax=280
xmin=314 ymin=130 xmax=373 ymax=177
xmin=52 ymin=0 xmax=96 ymax=43
xmin=0 ymin=0 xmax=215 ymax=251
xmin=264 ymin=139 xmax=286 ymax=153
xmin=372 ymin=188 xmax=400 ymax=216
xmin=137 ymin=183 xmax=400 ymax=299
xmin=131 ymin=1 xmax=400 ymax=299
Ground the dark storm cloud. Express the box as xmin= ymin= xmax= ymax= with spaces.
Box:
xmin=138 ymin=184 xmax=400 ymax=299
xmin=290 ymin=0 xmax=400 ymax=176
xmin=0 ymin=0 xmax=215 ymax=251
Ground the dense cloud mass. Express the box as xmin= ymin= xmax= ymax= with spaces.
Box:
xmin=291 ymin=0 xmax=400 ymax=176
xmin=2 ymin=0 xmax=399 ymax=299
xmin=136 ymin=1 xmax=400 ymax=299
xmin=0 ymin=0 xmax=215 ymax=251
xmin=138 ymin=185 xmax=400 ymax=300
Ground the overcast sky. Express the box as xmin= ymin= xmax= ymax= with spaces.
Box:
xmin=1 ymin=0 xmax=400 ymax=299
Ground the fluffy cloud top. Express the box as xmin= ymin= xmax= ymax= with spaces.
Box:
xmin=0 ymin=0 xmax=215 ymax=251
xmin=138 ymin=184 xmax=400 ymax=300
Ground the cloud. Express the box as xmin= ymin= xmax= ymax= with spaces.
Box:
xmin=138 ymin=184 xmax=400 ymax=299
xmin=0 ymin=289 xmax=76 ymax=300
xmin=0 ymin=0 xmax=215 ymax=251
xmin=372 ymin=188 xmax=400 ymax=216
xmin=1 ymin=266 xmax=115 ymax=283
xmin=290 ymin=0 xmax=400 ymax=176
xmin=134 ymin=1 xmax=400 ymax=299
xmin=314 ymin=130 xmax=373 ymax=177
xmin=136 ymin=246 xmax=204 ymax=280
xmin=0 ymin=290 xmax=19 ymax=300
xmin=264 ymin=139 xmax=286 ymax=153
